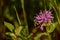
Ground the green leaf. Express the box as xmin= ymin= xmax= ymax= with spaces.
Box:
xmin=4 ymin=21 xmax=14 ymax=32
xmin=6 ymin=32 xmax=16 ymax=40
xmin=15 ymin=26 xmax=23 ymax=36
xmin=46 ymin=22 xmax=57 ymax=33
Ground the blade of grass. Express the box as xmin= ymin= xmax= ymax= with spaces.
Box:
xmin=50 ymin=3 xmax=60 ymax=24
xmin=13 ymin=6 xmax=21 ymax=25
xmin=21 ymin=0 xmax=29 ymax=36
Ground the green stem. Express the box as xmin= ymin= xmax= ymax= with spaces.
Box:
xmin=21 ymin=0 xmax=29 ymax=36
xmin=47 ymin=34 xmax=51 ymax=40
xmin=13 ymin=6 xmax=21 ymax=25
xmin=34 ymin=32 xmax=51 ymax=40
xmin=46 ymin=27 xmax=51 ymax=40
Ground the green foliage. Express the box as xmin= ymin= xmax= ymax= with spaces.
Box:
xmin=15 ymin=26 xmax=23 ymax=36
xmin=3 ymin=0 xmax=60 ymax=40
xmin=4 ymin=21 xmax=14 ymax=32
xmin=34 ymin=22 xmax=57 ymax=40
xmin=48 ymin=23 xmax=57 ymax=33
xmin=4 ymin=21 xmax=23 ymax=40
xmin=46 ymin=22 xmax=57 ymax=33
xmin=34 ymin=32 xmax=48 ymax=40
xmin=6 ymin=32 xmax=17 ymax=40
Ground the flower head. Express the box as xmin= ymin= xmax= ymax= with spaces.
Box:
xmin=34 ymin=10 xmax=54 ymax=30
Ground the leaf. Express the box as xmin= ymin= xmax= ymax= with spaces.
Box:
xmin=6 ymin=32 xmax=16 ymax=37
xmin=4 ymin=21 xmax=14 ymax=32
xmin=49 ymin=23 xmax=56 ymax=33
xmin=15 ymin=26 xmax=23 ymax=36
xmin=46 ymin=22 xmax=57 ymax=33
xmin=6 ymin=32 xmax=16 ymax=40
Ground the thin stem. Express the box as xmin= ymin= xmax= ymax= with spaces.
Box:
xmin=34 ymin=32 xmax=51 ymax=40
xmin=46 ymin=26 xmax=51 ymax=40
xmin=13 ymin=6 xmax=21 ymax=25
xmin=21 ymin=0 xmax=29 ymax=36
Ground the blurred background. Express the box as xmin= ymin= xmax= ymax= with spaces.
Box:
xmin=0 ymin=0 xmax=60 ymax=40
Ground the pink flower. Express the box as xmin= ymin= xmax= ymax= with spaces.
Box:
xmin=34 ymin=10 xmax=54 ymax=30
